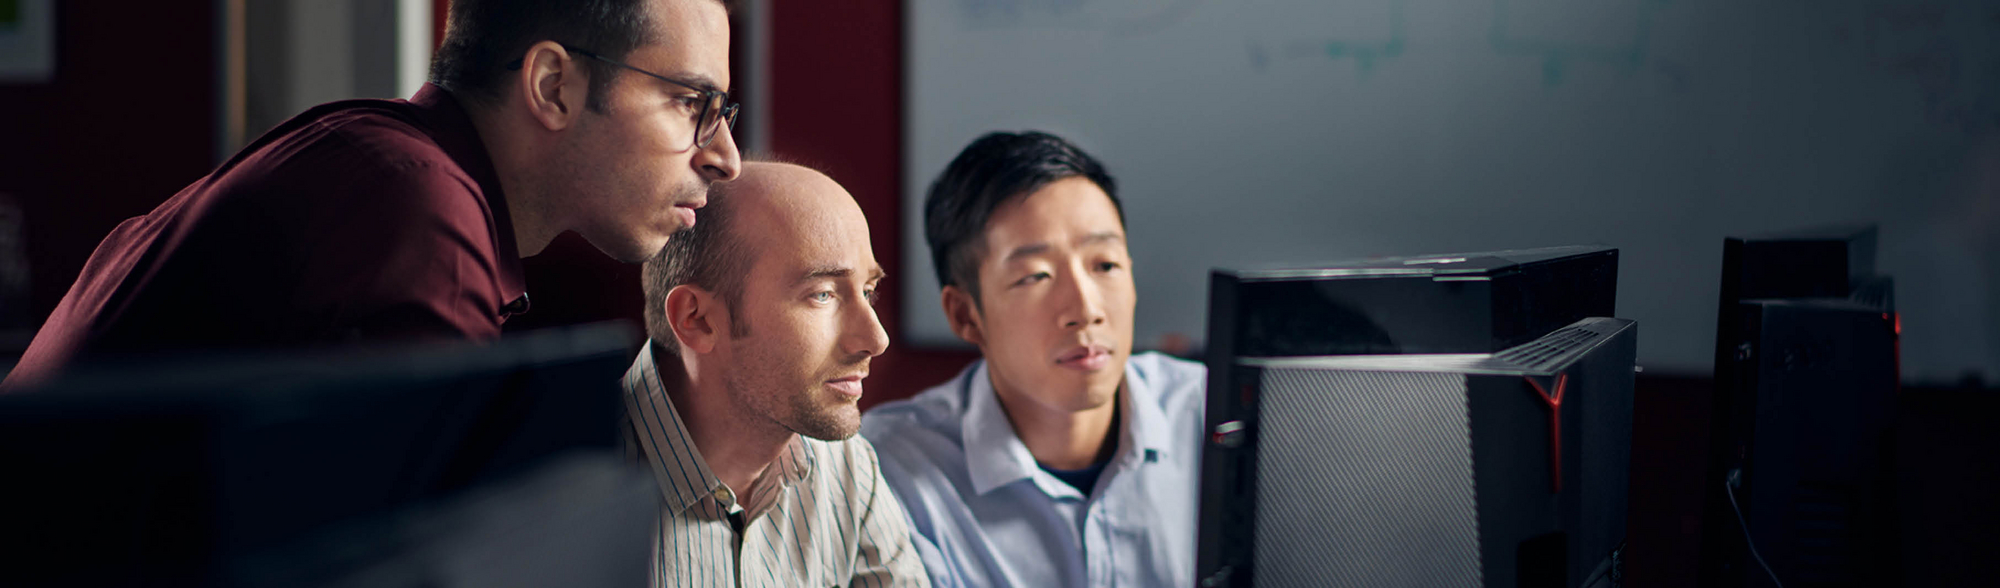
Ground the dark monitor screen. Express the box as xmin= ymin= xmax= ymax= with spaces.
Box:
xmin=0 ymin=322 xmax=646 ymax=586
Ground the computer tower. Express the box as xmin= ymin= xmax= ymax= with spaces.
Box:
xmin=1192 ymin=247 xmax=1632 ymax=588
xmin=1197 ymin=317 xmax=1637 ymax=587
xmin=1703 ymin=226 xmax=1899 ymax=587
xmin=1207 ymin=245 xmax=1616 ymax=358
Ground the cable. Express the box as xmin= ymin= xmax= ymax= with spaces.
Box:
xmin=1724 ymin=473 xmax=1785 ymax=588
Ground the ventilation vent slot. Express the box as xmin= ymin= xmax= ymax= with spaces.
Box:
xmin=1493 ymin=318 xmax=1619 ymax=371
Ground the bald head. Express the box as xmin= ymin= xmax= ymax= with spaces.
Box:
xmin=718 ymin=162 xmax=846 ymax=210
xmin=643 ymin=162 xmax=877 ymax=351
xmin=713 ymin=162 xmax=866 ymax=243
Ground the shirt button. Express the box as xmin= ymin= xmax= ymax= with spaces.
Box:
xmin=499 ymin=292 xmax=530 ymax=318
xmin=714 ymin=486 xmax=735 ymax=504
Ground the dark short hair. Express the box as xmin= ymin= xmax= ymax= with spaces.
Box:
xmin=643 ymin=181 xmax=755 ymax=355
xmin=923 ymin=131 xmax=1123 ymax=305
xmin=429 ymin=0 xmax=688 ymax=111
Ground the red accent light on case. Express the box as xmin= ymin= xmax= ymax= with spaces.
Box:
xmin=1526 ymin=373 xmax=1569 ymax=493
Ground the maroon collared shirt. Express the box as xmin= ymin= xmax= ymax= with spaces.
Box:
xmin=3 ymin=84 xmax=528 ymax=390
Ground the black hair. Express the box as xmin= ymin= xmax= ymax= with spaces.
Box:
xmin=923 ymin=131 xmax=1123 ymax=305
xmin=428 ymin=0 xmax=675 ymax=111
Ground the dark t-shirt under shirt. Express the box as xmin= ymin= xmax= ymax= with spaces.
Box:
xmin=1039 ymin=459 xmax=1111 ymax=495
xmin=3 ymin=84 xmax=528 ymax=390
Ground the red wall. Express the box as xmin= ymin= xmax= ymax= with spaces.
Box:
xmin=767 ymin=2 xmax=979 ymax=408
xmin=0 ymin=2 xmax=219 ymax=331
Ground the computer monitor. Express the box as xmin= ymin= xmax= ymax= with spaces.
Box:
xmin=1204 ymin=245 xmax=1616 ymax=358
xmin=1702 ymin=225 xmax=1899 ymax=587
xmin=0 ymin=322 xmax=652 ymax=587
xmin=1198 ymin=248 xmax=1633 ymax=587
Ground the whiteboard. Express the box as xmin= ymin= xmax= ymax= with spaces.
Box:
xmin=904 ymin=0 xmax=2000 ymax=383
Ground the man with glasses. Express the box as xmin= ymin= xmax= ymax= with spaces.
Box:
xmin=861 ymin=132 xmax=1205 ymax=587
xmin=3 ymin=0 xmax=741 ymax=390
xmin=631 ymin=161 xmax=927 ymax=586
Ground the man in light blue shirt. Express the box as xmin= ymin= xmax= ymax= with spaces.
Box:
xmin=861 ymin=131 xmax=1206 ymax=588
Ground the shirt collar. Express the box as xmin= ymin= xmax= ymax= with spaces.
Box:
xmin=962 ymin=361 xmax=1043 ymax=496
xmin=622 ymin=340 xmax=814 ymax=516
xmin=623 ymin=340 xmax=720 ymax=514
xmin=768 ymin=426 xmax=815 ymax=488
xmin=408 ymin=83 xmax=527 ymax=309
xmin=959 ymin=357 xmax=1175 ymax=497
xmin=1120 ymin=355 xmax=1176 ymax=465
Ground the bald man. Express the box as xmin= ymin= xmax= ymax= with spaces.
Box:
xmin=624 ymin=162 xmax=928 ymax=587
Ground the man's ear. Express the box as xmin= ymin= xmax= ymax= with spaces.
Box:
xmin=940 ymin=285 xmax=985 ymax=348
xmin=666 ymin=284 xmax=727 ymax=355
xmin=516 ymin=40 xmax=587 ymax=132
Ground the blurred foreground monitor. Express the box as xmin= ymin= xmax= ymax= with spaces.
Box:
xmin=0 ymin=322 xmax=654 ymax=587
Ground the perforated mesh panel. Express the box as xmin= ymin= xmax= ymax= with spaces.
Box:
xmin=1252 ymin=369 xmax=1483 ymax=587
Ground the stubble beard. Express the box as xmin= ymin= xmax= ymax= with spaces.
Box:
xmin=724 ymin=347 xmax=866 ymax=443
xmin=787 ymin=382 xmax=862 ymax=442
xmin=601 ymin=175 xmax=711 ymax=263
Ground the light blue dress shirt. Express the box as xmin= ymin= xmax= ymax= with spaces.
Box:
xmin=860 ymin=352 xmax=1207 ymax=588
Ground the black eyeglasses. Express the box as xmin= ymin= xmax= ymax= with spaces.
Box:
xmin=508 ymin=44 xmax=739 ymax=150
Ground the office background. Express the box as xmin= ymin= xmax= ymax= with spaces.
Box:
xmin=0 ymin=1 xmax=1993 ymax=585
xmin=4 ymin=0 xmax=1993 ymax=399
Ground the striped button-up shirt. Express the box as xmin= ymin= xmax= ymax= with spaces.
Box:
xmin=623 ymin=340 xmax=929 ymax=588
